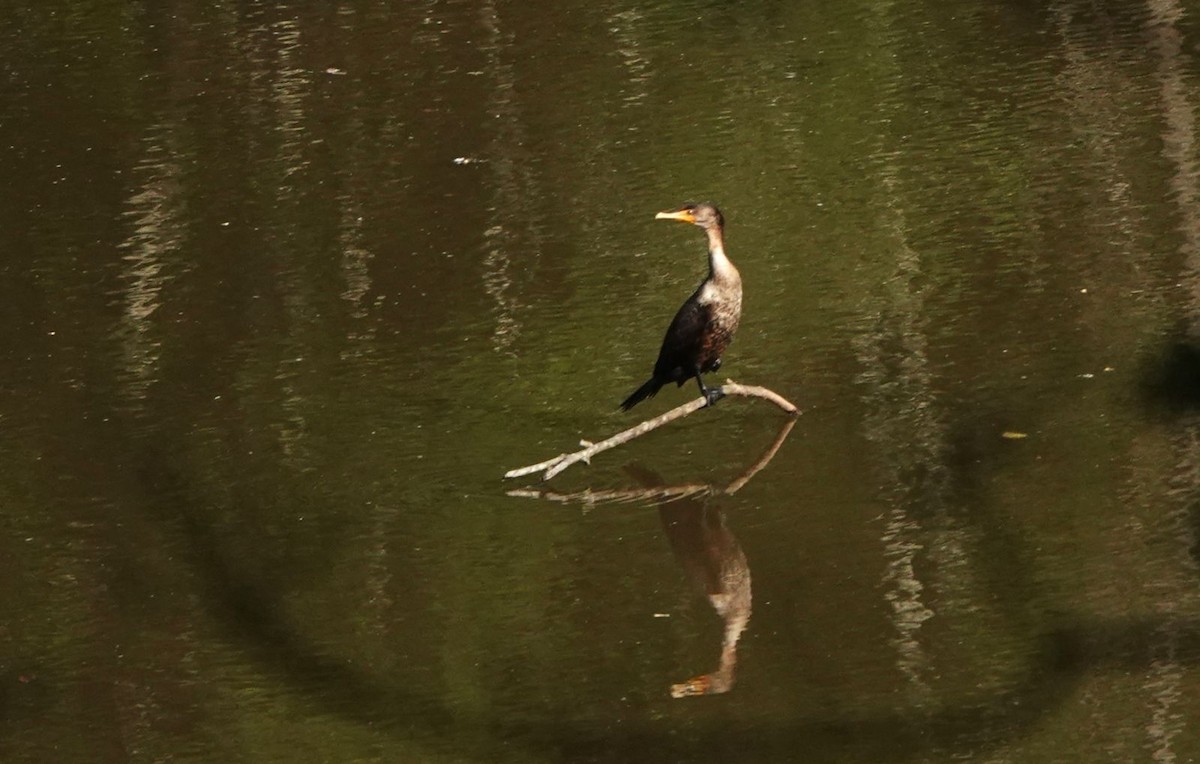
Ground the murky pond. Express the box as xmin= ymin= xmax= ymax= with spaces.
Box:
xmin=4 ymin=1 xmax=1200 ymax=761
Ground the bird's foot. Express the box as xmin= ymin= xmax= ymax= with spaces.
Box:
xmin=704 ymin=386 xmax=726 ymax=407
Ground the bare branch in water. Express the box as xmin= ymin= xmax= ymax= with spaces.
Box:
xmin=504 ymin=382 xmax=799 ymax=481
xmin=508 ymin=417 xmax=796 ymax=506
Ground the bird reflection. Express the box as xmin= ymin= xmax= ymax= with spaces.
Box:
xmin=633 ymin=464 xmax=750 ymax=697
xmin=510 ymin=418 xmax=794 ymax=697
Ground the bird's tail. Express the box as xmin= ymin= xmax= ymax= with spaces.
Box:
xmin=620 ymin=377 xmax=663 ymax=411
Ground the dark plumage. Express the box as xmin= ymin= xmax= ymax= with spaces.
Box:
xmin=621 ymin=203 xmax=743 ymax=411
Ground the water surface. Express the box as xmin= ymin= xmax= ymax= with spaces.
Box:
xmin=3 ymin=1 xmax=1200 ymax=762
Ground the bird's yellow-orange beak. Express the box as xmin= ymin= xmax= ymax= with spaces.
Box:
xmin=655 ymin=209 xmax=696 ymax=223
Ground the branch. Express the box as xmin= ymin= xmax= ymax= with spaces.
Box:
xmin=503 ymin=381 xmax=798 ymax=481
xmin=508 ymin=415 xmax=796 ymax=504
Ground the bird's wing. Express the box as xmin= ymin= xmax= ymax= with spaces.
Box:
xmin=653 ymin=293 xmax=713 ymax=379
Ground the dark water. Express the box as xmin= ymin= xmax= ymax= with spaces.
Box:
xmin=4 ymin=1 xmax=1200 ymax=761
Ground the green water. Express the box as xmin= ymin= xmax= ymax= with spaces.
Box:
xmin=3 ymin=1 xmax=1200 ymax=761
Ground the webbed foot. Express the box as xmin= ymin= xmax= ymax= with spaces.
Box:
xmin=704 ymin=386 xmax=725 ymax=407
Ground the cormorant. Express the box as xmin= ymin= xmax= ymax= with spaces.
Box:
xmin=620 ymin=203 xmax=742 ymax=411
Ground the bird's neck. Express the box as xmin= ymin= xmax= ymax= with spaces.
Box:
xmin=706 ymin=228 xmax=738 ymax=284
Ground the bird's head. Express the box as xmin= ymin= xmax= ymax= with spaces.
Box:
xmin=655 ymin=202 xmax=724 ymax=231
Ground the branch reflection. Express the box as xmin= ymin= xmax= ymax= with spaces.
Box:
xmin=510 ymin=418 xmax=795 ymax=697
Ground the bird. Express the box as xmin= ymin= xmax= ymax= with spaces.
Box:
xmin=620 ymin=203 xmax=742 ymax=411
